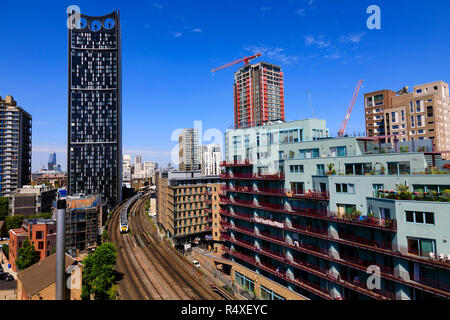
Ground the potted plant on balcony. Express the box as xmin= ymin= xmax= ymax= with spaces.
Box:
xmin=326 ymin=163 xmax=336 ymax=175
xmin=380 ymin=165 xmax=386 ymax=175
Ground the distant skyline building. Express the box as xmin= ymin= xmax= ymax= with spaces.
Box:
xmin=364 ymin=81 xmax=450 ymax=159
xmin=234 ymin=62 xmax=285 ymax=129
xmin=200 ymin=144 xmax=222 ymax=176
xmin=178 ymin=129 xmax=201 ymax=171
xmin=123 ymin=154 xmax=132 ymax=182
xmin=0 ymin=95 xmax=32 ymax=197
xmin=46 ymin=152 xmax=61 ymax=172
xmin=67 ymin=11 xmax=122 ymax=208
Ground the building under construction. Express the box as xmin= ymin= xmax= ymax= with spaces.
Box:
xmin=64 ymin=195 xmax=104 ymax=256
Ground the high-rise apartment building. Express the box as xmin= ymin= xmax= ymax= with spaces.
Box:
xmin=365 ymin=81 xmax=450 ymax=159
xmin=234 ymin=62 xmax=285 ymax=129
xmin=218 ymin=118 xmax=450 ymax=300
xmin=122 ymin=154 xmax=132 ymax=182
xmin=201 ymin=144 xmax=222 ymax=176
xmin=143 ymin=161 xmax=158 ymax=179
xmin=179 ymin=129 xmax=200 ymax=171
xmin=68 ymin=11 xmax=122 ymax=208
xmin=0 ymin=95 xmax=32 ymax=197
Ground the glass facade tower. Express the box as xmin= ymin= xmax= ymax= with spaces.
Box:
xmin=68 ymin=11 xmax=122 ymax=209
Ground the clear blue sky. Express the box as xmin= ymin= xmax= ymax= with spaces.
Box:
xmin=0 ymin=0 xmax=449 ymax=171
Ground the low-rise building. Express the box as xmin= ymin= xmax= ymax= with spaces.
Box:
xmin=8 ymin=218 xmax=57 ymax=272
xmin=32 ymin=170 xmax=67 ymax=188
xmin=156 ymin=170 xmax=221 ymax=247
xmin=10 ymin=185 xmax=57 ymax=217
xmin=16 ymin=253 xmax=82 ymax=300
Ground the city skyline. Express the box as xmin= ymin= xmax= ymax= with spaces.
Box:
xmin=1 ymin=1 xmax=450 ymax=172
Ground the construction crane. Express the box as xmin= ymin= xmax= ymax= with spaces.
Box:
xmin=211 ymin=53 xmax=262 ymax=73
xmin=338 ymin=79 xmax=364 ymax=138
xmin=307 ymin=90 xmax=316 ymax=118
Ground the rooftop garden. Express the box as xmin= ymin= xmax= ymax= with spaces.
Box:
xmin=377 ymin=184 xmax=450 ymax=202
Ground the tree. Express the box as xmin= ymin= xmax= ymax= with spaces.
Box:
xmin=101 ymin=229 xmax=109 ymax=243
xmin=6 ymin=215 xmax=25 ymax=231
xmin=2 ymin=244 xmax=9 ymax=260
xmin=15 ymin=238 xmax=40 ymax=270
xmin=82 ymin=242 xmax=118 ymax=300
xmin=0 ymin=197 xmax=9 ymax=221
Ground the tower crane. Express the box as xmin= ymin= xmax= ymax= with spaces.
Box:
xmin=211 ymin=53 xmax=262 ymax=73
xmin=307 ymin=89 xmax=316 ymax=118
xmin=338 ymin=79 xmax=364 ymax=137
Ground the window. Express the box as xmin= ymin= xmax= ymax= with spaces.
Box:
xmin=289 ymin=165 xmax=304 ymax=173
xmin=417 ymin=115 xmax=423 ymax=127
xmin=330 ymin=146 xmax=347 ymax=157
xmin=427 ymin=106 xmax=434 ymax=117
xmin=316 ymin=164 xmax=325 ymax=175
xmin=407 ymin=238 xmax=435 ymax=257
xmin=374 ymin=94 xmax=384 ymax=106
xmin=299 ymin=148 xmax=319 ymax=159
xmin=391 ymin=112 xmax=397 ymax=123
xmin=406 ymin=211 xmax=435 ymax=225
xmin=336 ymin=183 xmax=354 ymax=193
xmin=279 ymin=129 xmax=299 ymax=144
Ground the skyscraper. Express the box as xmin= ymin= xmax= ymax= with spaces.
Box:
xmin=234 ymin=62 xmax=285 ymax=129
xmin=0 ymin=95 xmax=32 ymax=197
xmin=200 ymin=144 xmax=222 ymax=176
xmin=48 ymin=152 xmax=57 ymax=171
xmin=68 ymin=11 xmax=122 ymax=208
xmin=178 ymin=129 xmax=200 ymax=171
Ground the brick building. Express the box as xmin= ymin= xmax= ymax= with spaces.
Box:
xmin=8 ymin=218 xmax=57 ymax=272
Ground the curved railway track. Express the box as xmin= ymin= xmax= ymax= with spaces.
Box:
xmin=109 ymin=198 xmax=159 ymax=300
xmin=110 ymin=194 xmax=222 ymax=300
xmin=128 ymin=195 xmax=222 ymax=300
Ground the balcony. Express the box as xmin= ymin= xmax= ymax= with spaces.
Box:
xmin=220 ymin=160 xmax=253 ymax=167
xmin=221 ymin=185 xmax=286 ymax=197
xmin=222 ymin=246 xmax=333 ymax=300
xmin=223 ymin=197 xmax=396 ymax=231
xmin=220 ymin=172 xmax=285 ymax=181
xmin=229 ymin=234 xmax=393 ymax=300
xmin=288 ymin=190 xmax=330 ymax=201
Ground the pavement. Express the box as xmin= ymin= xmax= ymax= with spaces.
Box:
xmin=0 ymin=251 xmax=17 ymax=300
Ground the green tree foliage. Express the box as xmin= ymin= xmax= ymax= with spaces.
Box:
xmin=5 ymin=213 xmax=52 ymax=231
xmin=101 ymin=229 xmax=109 ymax=243
xmin=0 ymin=197 xmax=9 ymax=221
xmin=2 ymin=244 xmax=9 ymax=260
xmin=6 ymin=215 xmax=25 ymax=231
xmin=82 ymin=242 xmax=118 ymax=300
xmin=16 ymin=238 xmax=40 ymax=270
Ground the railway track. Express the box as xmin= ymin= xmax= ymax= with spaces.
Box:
xmin=110 ymin=193 xmax=223 ymax=300
xmin=129 ymin=195 xmax=223 ymax=300
xmin=109 ymin=198 xmax=160 ymax=300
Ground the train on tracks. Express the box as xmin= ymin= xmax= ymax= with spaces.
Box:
xmin=119 ymin=193 xmax=142 ymax=234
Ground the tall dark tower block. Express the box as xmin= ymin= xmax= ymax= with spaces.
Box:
xmin=68 ymin=11 xmax=122 ymax=209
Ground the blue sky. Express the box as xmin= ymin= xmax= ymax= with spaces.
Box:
xmin=0 ymin=0 xmax=449 ymax=171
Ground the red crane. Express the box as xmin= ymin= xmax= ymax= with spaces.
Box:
xmin=338 ymin=79 xmax=364 ymax=137
xmin=211 ymin=53 xmax=262 ymax=73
